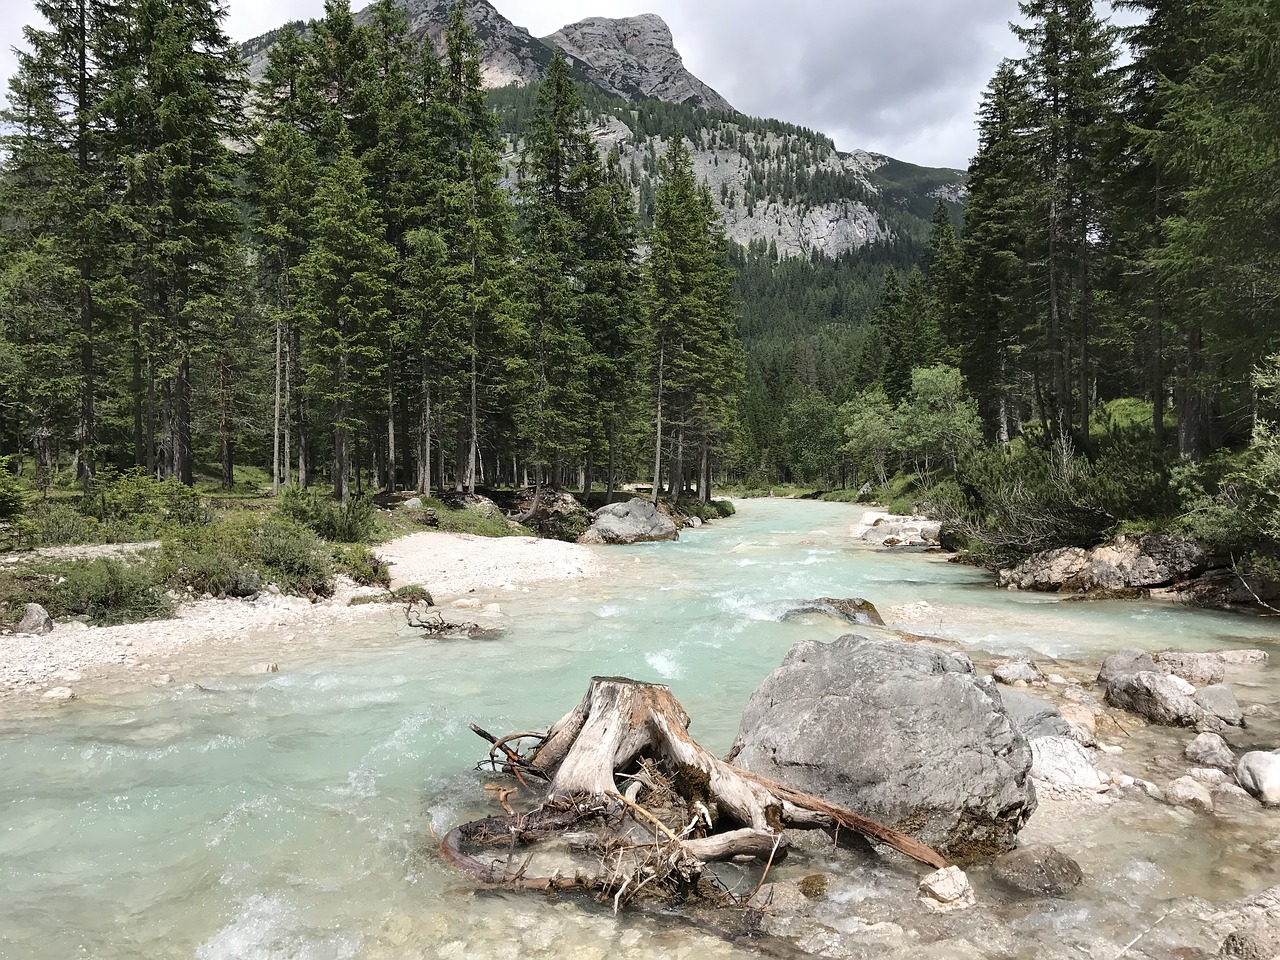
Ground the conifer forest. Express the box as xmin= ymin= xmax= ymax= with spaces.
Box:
xmin=2 ymin=0 xmax=1280 ymax=574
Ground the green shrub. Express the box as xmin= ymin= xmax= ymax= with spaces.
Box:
xmin=22 ymin=501 xmax=102 ymax=546
xmin=82 ymin=468 xmax=210 ymax=535
xmin=332 ymin=543 xmax=391 ymax=587
xmin=55 ymin=558 xmax=174 ymax=626
xmin=713 ymin=499 xmax=736 ymax=518
xmin=279 ymin=485 xmax=379 ymax=543
xmin=252 ymin=516 xmax=334 ymax=597
xmin=0 ymin=461 xmax=26 ymax=525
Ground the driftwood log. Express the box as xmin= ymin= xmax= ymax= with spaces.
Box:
xmin=440 ymin=677 xmax=947 ymax=910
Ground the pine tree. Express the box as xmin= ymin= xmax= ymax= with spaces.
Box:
xmin=293 ymin=139 xmax=395 ymax=504
xmin=0 ymin=0 xmax=116 ymax=487
xmin=104 ymin=0 xmax=247 ymax=485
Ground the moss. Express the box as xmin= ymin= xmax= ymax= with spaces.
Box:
xmin=797 ymin=874 xmax=829 ymax=900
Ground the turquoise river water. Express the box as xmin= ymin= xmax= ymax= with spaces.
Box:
xmin=2 ymin=499 xmax=1278 ymax=960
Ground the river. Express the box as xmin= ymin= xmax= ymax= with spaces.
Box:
xmin=2 ymin=499 xmax=1277 ymax=959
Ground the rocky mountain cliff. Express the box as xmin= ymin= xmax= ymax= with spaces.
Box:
xmin=244 ymin=0 xmax=965 ymax=260
xmin=545 ymin=15 xmax=733 ymax=112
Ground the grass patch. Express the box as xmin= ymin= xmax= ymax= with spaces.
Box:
xmin=1 ymin=557 xmax=174 ymax=627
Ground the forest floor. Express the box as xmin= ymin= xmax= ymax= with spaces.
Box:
xmin=0 ymin=530 xmax=608 ymax=704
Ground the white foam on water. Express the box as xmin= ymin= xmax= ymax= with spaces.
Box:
xmin=196 ymin=894 xmax=360 ymax=960
xmin=644 ymin=650 xmax=681 ymax=679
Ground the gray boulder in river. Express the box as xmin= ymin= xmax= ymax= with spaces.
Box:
xmin=780 ymin=597 xmax=884 ymax=626
xmin=729 ymin=635 xmax=1036 ymax=861
xmin=577 ymin=498 xmax=678 ymax=545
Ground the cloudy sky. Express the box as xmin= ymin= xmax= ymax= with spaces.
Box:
xmin=0 ymin=0 xmax=1129 ymax=169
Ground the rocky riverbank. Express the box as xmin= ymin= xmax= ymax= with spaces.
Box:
xmin=0 ymin=530 xmax=608 ymax=703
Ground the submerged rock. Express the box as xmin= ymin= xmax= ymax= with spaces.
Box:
xmin=780 ymin=597 xmax=885 ymax=627
xmin=730 ymin=635 xmax=1036 ymax=861
xmin=577 ymin=498 xmax=678 ymax=545
xmin=1185 ymin=732 xmax=1237 ymax=772
xmin=1166 ymin=776 xmax=1214 ymax=813
xmin=989 ymin=843 xmax=1083 ymax=897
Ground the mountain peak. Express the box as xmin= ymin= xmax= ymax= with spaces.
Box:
xmin=545 ymin=14 xmax=734 ymax=113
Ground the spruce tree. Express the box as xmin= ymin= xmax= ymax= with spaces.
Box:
xmin=293 ymin=139 xmax=395 ymax=504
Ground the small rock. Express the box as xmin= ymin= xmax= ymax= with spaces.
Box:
xmin=1236 ymin=752 xmax=1280 ymax=806
xmin=686 ymin=516 xmax=703 ymax=528
xmin=994 ymin=661 xmax=1040 ymax=685
xmin=1219 ymin=918 xmax=1280 ymax=959
xmin=1195 ymin=684 xmax=1244 ymax=726
xmin=452 ymin=598 xmax=483 ymax=610
xmin=1189 ymin=767 xmax=1230 ymax=787
xmin=990 ymin=844 xmax=1084 ymax=897
xmin=256 ymin=662 xmax=279 ymax=674
xmin=1212 ymin=783 xmax=1257 ymax=810
xmin=1099 ymin=743 xmax=1124 ymax=755
xmin=483 ymin=603 xmax=502 ymax=615
xmin=1166 ymin=776 xmax=1214 ymax=813
xmin=403 ymin=497 xmax=424 ymax=509
xmin=42 ymin=686 xmax=75 ymax=701
xmin=266 ymin=583 xmax=281 ymax=596
xmin=1245 ymin=704 xmax=1272 ymax=718
xmin=918 ymin=866 xmax=975 ymax=912
xmin=1218 ymin=649 xmax=1269 ymax=665
xmin=14 ymin=603 xmax=53 ymax=636
xmin=153 ymin=674 xmax=174 ymax=686
xmin=1047 ymin=674 xmax=1069 ymax=686
xmin=1185 ymin=732 xmax=1237 ymax=772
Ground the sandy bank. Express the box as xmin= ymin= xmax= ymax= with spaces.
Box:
xmin=1 ymin=531 xmax=608 ymax=702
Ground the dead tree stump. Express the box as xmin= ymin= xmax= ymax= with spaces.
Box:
xmin=441 ymin=677 xmax=947 ymax=910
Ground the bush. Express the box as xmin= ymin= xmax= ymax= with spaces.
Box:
xmin=713 ymin=499 xmax=736 ymax=518
xmin=54 ymin=558 xmax=174 ymax=626
xmin=0 ymin=461 xmax=26 ymax=525
xmin=332 ymin=543 xmax=391 ymax=588
xmin=84 ymin=468 xmax=210 ymax=533
xmin=252 ymin=516 xmax=334 ymax=597
xmin=279 ymin=485 xmax=379 ymax=543
xmin=22 ymin=501 xmax=102 ymax=546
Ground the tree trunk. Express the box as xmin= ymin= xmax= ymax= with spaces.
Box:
xmin=218 ymin=349 xmax=234 ymax=490
xmin=651 ymin=342 xmax=664 ymax=503
xmin=605 ymin=427 xmax=617 ymax=505
xmin=273 ymin=315 xmax=282 ymax=495
xmin=417 ymin=372 xmax=432 ymax=495
xmin=386 ymin=348 xmax=397 ymax=494
xmin=132 ymin=321 xmax=144 ymax=467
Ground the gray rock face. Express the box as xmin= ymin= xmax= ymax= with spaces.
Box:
xmin=730 ymin=635 xmax=1036 ymax=861
xmin=989 ymin=844 xmax=1083 ymax=897
xmin=1105 ymin=671 xmax=1218 ymax=728
xmin=1000 ymin=690 xmax=1073 ymax=741
xmin=1236 ymin=751 xmax=1280 ymax=806
xmin=1213 ymin=885 xmax=1280 ymax=959
xmin=999 ymin=534 xmax=1206 ymax=594
xmin=547 ymin=15 xmax=733 ymax=111
xmin=578 ymin=498 xmax=678 ymax=545
xmin=1098 ymin=649 xmax=1158 ymax=686
xmin=1195 ymin=684 xmax=1244 ymax=726
xmin=1154 ymin=650 xmax=1226 ymax=686
xmin=14 ymin=602 xmax=54 ymax=636
xmin=1186 ymin=732 xmax=1237 ymax=772
xmin=1029 ymin=737 xmax=1107 ymax=793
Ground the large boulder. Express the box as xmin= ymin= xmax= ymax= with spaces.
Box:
xmin=577 ymin=498 xmax=678 ymax=545
xmin=14 ymin=602 xmax=53 ymax=636
xmin=999 ymin=535 xmax=1206 ymax=594
xmin=1154 ymin=651 xmax=1226 ymax=686
xmin=1000 ymin=690 xmax=1073 ymax=741
xmin=1105 ymin=671 xmax=1218 ymax=729
xmin=729 ymin=635 xmax=1036 ymax=861
xmin=1195 ymin=684 xmax=1244 ymax=726
xmin=1236 ymin=751 xmax=1280 ymax=806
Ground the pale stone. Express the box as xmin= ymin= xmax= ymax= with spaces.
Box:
xmin=918 ymin=866 xmax=975 ymax=912
xmin=1236 ymin=752 xmax=1280 ymax=806
xmin=452 ymin=598 xmax=483 ymax=610
xmin=42 ymin=686 xmax=75 ymax=701
xmin=1166 ymin=776 xmax=1214 ymax=813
